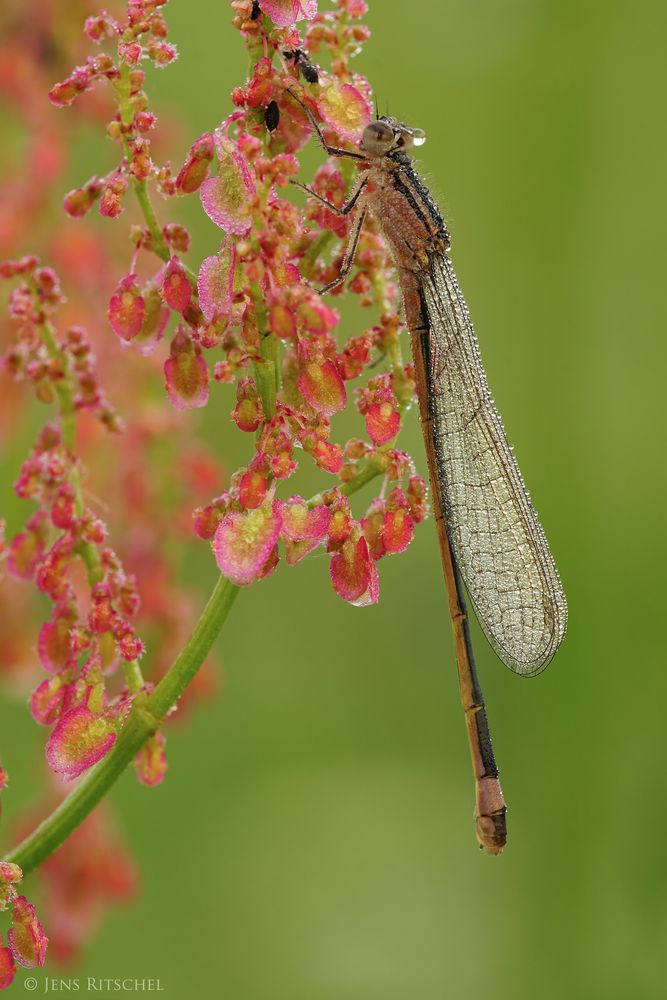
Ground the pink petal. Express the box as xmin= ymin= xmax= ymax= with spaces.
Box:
xmin=164 ymin=332 xmax=209 ymax=410
xmin=317 ymin=81 xmax=372 ymax=142
xmin=30 ymin=677 xmax=67 ymax=726
xmin=383 ymin=508 xmax=414 ymax=554
xmin=107 ymin=274 xmax=145 ymax=341
xmin=198 ymin=241 xmax=236 ymax=322
xmin=7 ymin=530 xmax=44 ymax=580
xmin=279 ymin=498 xmax=332 ymax=541
xmin=213 ymin=501 xmax=282 ymax=586
xmin=297 ymin=344 xmax=346 ymax=416
xmin=406 ymin=475 xmax=428 ymax=523
xmin=38 ymin=613 xmax=74 ymax=673
xmin=200 ymin=136 xmax=255 ymax=235
xmin=8 ymin=897 xmax=47 ymax=969
xmin=260 ymin=0 xmax=318 ymax=28
xmin=176 ymin=132 xmax=215 ymax=194
xmin=297 ymin=296 xmax=339 ymax=334
xmin=0 ymin=942 xmax=16 ymax=989
xmin=162 ymin=258 xmax=191 ymax=313
xmin=132 ymin=287 xmax=169 ymax=356
xmin=0 ymin=863 xmax=21 ymax=886
xmin=269 ymin=302 xmax=297 ymax=340
xmin=309 ymin=437 xmax=343 ymax=474
xmin=361 ymin=504 xmax=386 ymax=560
xmin=330 ymin=536 xmax=379 ymax=607
xmin=365 ymin=400 xmax=401 ymax=445
xmin=45 ymin=705 xmax=116 ymax=780
xmin=238 ymin=470 xmax=268 ymax=510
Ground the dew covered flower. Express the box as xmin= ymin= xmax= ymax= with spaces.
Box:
xmin=45 ymin=705 xmax=118 ymax=780
xmin=260 ymin=1 xmax=319 ymax=28
xmin=8 ymin=897 xmax=48 ymax=969
xmin=213 ymin=500 xmax=282 ymax=586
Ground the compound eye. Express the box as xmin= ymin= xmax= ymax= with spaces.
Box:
xmin=360 ymin=120 xmax=395 ymax=156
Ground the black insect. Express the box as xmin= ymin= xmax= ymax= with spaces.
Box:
xmin=251 ymin=1 xmax=261 ymax=21
xmin=283 ymin=48 xmax=319 ymax=84
xmin=265 ymin=100 xmax=280 ymax=133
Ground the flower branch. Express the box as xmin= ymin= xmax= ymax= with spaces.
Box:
xmin=4 ymin=573 xmax=239 ymax=876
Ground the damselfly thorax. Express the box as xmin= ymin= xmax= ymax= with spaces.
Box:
xmin=290 ymin=96 xmax=567 ymax=853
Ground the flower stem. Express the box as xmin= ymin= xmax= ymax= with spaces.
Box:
xmin=4 ymin=574 xmax=239 ymax=874
xmin=114 ymin=63 xmax=172 ymax=267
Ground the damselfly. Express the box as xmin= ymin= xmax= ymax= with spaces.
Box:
xmin=290 ymin=94 xmax=568 ymax=854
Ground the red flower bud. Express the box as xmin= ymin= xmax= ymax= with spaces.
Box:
xmin=107 ymin=275 xmax=145 ymax=341
xmin=164 ymin=329 xmax=209 ymax=410
xmin=330 ymin=535 xmax=379 ymax=607
xmin=238 ymin=469 xmax=268 ymax=509
xmin=162 ymin=258 xmax=191 ymax=313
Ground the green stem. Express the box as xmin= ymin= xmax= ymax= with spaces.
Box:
xmin=4 ymin=574 xmax=239 ymax=874
xmin=132 ymin=178 xmax=170 ymax=263
xmin=250 ymin=283 xmax=278 ymax=422
xmin=122 ymin=659 xmax=144 ymax=694
xmin=39 ymin=319 xmax=76 ymax=451
xmin=340 ymin=459 xmax=385 ymax=497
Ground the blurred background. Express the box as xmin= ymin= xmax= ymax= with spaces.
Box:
xmin=1 ymin=0 xmax=666 ymax=997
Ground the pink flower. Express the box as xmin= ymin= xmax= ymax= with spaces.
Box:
xmin=280 ymin=497 xmax=332 ymax=565
xmin=176 ymin=133 xmax=215 ymax=194
xmin=107 ymin=275 xmax=145 ymax=341
xmin=238 ymin=469 xmax=269 ymax=510
xmin=365 ymin=400 xmax=400 ymax=445
xmin=317 ymin=81 xmax=372 ymax=142
xmin=0 ymin=862 xmax=22 ymax=913
xmin=213 ymin=501 xmax=282 ymax=586
xmin=164 ymin=330 xmax=209 ymax=410
xmin=0 ymin=938 xmax=16 ymax=989
xmin=260 ymin=0 xmax=318 ymax=28
xmin=407 ymin=475 xmax=429 ymax=523
xmin=330 ymin=536 xmax=379 ymax=607
xmin=131 ymin=287 xmax=169 ymax=355
xmin=198 ymin=241 xmax=237 ymax=322
xmin=383 ymin=489 xmax=414 ymax=554
xmin=30 ymin=677 xmax=67 ymax=726
xmin=45 ymin=705 xmax=117 ymax=780
xmin=297 ymin=344 xmax=346 ymax=416
xmin=162 ymin=258 xmax=191 ymax=313
xmin=279 ymin=497 xmax=332 ymax=542
xmin=200 ymin=135 xmax=255 ymax=235
xmin=38 ymin=607 xmax=76 ymax=673
xmin=307 ymin=437 xmax=343 ymax=474
xmin=8 ymin=896 xmax=48 ymax=969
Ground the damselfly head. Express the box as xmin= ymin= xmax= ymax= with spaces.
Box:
xmin=360 ymin=118 xmax=426 ymax=157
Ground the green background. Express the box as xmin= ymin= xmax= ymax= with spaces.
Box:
xmin=2 ymin=0 xmax=667 ymax=997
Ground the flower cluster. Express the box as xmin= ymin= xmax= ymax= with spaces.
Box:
xmin=1 ymin=260 xmax=147 ymax=782
xmin=49 ymin=0 xmax=429 ymax=610
xmin=0 ymin=0 xmax=433 ymax=981
xmin=0 ymin=0 xmax=225 ymax=978
xmin=0 ymin=824 xmax=48 ymax=988
xmin=193 ymin=1 xmax=427 ymax=601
